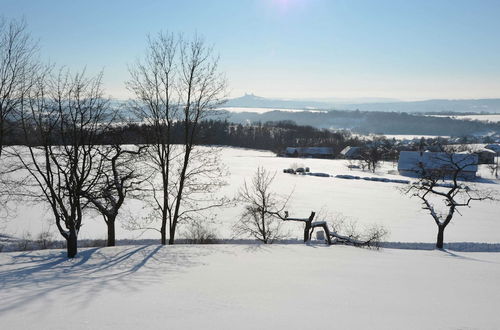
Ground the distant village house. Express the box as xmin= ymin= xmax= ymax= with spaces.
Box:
xmin=285 ymin=147 xmax=334 ymax=158
xmin=340 ymin=146 xmax=362 ymax=159
xmin=397 ymin=151 xmax=478 ymax=179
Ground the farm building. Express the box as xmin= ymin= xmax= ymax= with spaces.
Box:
xmin=285 ymin=147 xmax=334 ymax=158
xmin=474 ymin=148 xmax=496 ymax=164
xmin=340 ymin=146 xmax=362 ymax=159
xmin=397 ymin=151 xmax=478 ymax=179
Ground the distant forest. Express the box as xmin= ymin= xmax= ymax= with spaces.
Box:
xmin=5 ymin=118 xmax=460 ymax=157
xmin=4 ymin=119 xmax=367 ymax=154
xmin=5 ymin=109 xmax=498 ymax=155
xmin=223 ymin=110 xmax=500 ymax=136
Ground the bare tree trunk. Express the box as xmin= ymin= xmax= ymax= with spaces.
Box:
xmin=168 ymin=222 xmax=176 ymax=245
xmin=107 ymin=218 xmax=116 ymax=247
xmin=304 ymin=221 xmax=311 ymax=242
xmin=496 ymin=155 xmax=499 ymax=178
xmin=436 ymin=225 xmax=445 ymax=249
xmin=161 ymin=214 xmax=167 ymax=245
xmin=0 ymin=121 xmax=4 ymax=158
xmin=67 ymin=229 xmax=78 ymax=258
xmin=303 ymin=212 xmax=315 ymax=242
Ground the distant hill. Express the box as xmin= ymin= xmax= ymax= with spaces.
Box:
xmin=223 ymin=94 xmax=331 ymax=109
xmin=221 ymin=109 xmax=500 ymax=137
xmin=346 ymin=99 xmax=500 ymax=113
xmin=223 ymin=94 xmax=500 ymax=114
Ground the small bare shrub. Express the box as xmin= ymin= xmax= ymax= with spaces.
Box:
xmin=15 ymin=231 xmax=33 ymax=251
xmin=36 ymin=230 xmax=55 ymax=250
xmin=183 ymin=220 xmax=218 ymax=244
xmin=329 ymin=212 xmax=389 ymax=249
xmin=81 ymin=239 xmax=108 ymax=248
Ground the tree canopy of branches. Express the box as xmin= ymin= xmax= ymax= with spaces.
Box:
xmin=0 ymin=18 xmax=38 ymax=158
xmin=127 ymin=32 xmax=227 ymax=245
xmin=233 ymin=167 xmax=291 ymax=244
xmin=83 ymin=145 xmax=145 ymax=246
xmin=13 ymin=68 xmax=111 ymax=258
xmin=358 ymin=145 xmax=385 ymax=173
xmin=404 ymin=150 xmax=493 ymax=249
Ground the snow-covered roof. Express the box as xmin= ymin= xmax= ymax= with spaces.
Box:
xmin=485 ymin=144 xmax=500 ymax=153
xmin=398 ymin=151 xmax=478 ymax=173
xmin=340 ymin=146 xmax=361 ymax=157
xmin=476 ymin=148 xmax=496 ymax=154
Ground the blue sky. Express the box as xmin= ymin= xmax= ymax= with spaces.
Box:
xmin=2 ymin=0 xmax=500 ymax=100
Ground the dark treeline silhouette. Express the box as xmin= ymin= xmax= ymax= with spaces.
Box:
xmin=224 ymin=110 xmax=500 ymax=136
xmin=3 ymin=119 xmax=364 ymax=154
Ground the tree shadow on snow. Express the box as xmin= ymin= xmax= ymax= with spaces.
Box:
xmin=0 ymin=245 xmax=213 ymax=315
xmin=381 ymin=241 xmax=500 ymax=252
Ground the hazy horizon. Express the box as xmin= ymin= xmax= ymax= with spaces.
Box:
xmin=3 ymin=0 xmax=500 ymax=100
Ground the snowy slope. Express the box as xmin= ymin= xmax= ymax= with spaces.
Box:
xmin=1 ymin=244 xmax=500 ymax=330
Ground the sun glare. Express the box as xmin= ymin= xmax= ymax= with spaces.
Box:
xmin=269 ymin=0 xmax=307 ymax=12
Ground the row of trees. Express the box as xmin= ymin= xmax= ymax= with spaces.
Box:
xmin=0 ymin=19 xmax=226 ymax=257
xmin=236 ymin=155 xmax=494 ymax=249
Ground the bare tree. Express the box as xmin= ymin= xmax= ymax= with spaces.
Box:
xmin=182 ymin=218 xmax=218 ymax=244
xmin=127 ymin=32 xmax=227 ymax=245
xmin=233 ymin=167 xmax=291 ymax=244
xmin=358 ymin=145 xmax=385 ymax=173
xmin=487 ymin=153 xmax=499 ymax=178
xmin=0 ymin=18 xmax=38 ymax=217
xmin=404 ymin=150 xmax=493 ymax=249
xmin=13 ymin=68 xmax=111 ymax=258
xmin=0 ymin=18 xmax=37 ymax=158
xmin=83 ymin=145 xmax=145 ymax=246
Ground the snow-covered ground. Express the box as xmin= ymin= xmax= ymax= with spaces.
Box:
xmin=429 ymin=114 xmax=500 ymax=123
xmin=3 ymin=147 xmax=500 ymax=244
xmin=383 ymin=134 xmax=451 ymax=140
xmin=1 ymin=244 xmax=500 ymax=329
xmin=218 ymin=106 xmax=327 ymax=113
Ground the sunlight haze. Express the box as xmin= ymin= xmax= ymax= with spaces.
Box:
xmin=2 ymin=0 xmax=500 ymax=100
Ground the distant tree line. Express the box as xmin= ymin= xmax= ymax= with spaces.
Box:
xmin=3 ymin=119 xmax=367 ymax=155
xmin=224 ymin=109 xmax=500 ymax=136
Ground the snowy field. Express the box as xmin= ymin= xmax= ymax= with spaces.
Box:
xmin=2 ymin=244 xmax=500 ymax=329
xmin=218 ymin=106 xmax=327 ymax=113
xmin=2 ymin=149 xmax=500 ymax=330
xmin=382 ymin=134 xmax=451 ymax=140
xmin=3 ymin=147 xmax=500 ymax=244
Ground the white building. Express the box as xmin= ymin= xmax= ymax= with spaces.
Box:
xmin=397 ymin=151 xmax=478 ymax=179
